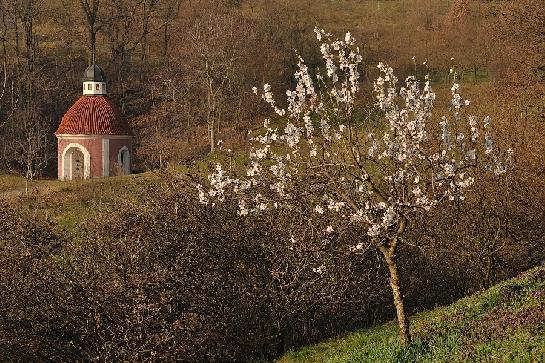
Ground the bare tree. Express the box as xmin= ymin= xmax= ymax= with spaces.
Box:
xmin=492 ymin=0 xmax=545 ymax=83
xmin=186 ymin=13 xmax=246 ymax=153
xmin=156 ymin=0 xmax=182 ymax=63
xmin=79 ymin=0 xmax=101 ymax=64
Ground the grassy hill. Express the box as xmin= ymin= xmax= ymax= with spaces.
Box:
xmin=279 ymin=264 xmax=545 ymax=363
xmin=0 ymin=172 xmax=162 ymax=230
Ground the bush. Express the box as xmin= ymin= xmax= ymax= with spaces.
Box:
xmin=1 ymin=170 xmax=544 ymax=361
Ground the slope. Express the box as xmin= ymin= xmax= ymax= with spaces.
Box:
xmin=280 ymin=264 xmax=545 ymax=362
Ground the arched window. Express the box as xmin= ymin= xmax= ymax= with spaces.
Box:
xmin=117 ymin=146 xmax=131 ymax=175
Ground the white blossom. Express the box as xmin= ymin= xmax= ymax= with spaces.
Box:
xmin=238 ymin=199 xmax=249 ymax=216
xmin=312 ymin=265 xmax=325 ymax=274
xmin=198 ymin=28 xmax=511 ymax=255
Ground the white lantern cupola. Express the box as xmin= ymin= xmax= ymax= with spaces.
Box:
xmin=82 ymin=64 xmax=107 ymax=95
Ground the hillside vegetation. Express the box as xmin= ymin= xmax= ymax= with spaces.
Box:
xmin=281 ymin=265 xmax=545 ymax=363
xmin=0 ymin=172 xmax=161 ymax=230
xmin=1 ymin=0 xmax=545 ymax=361
xmin=1 ymin=167 xmax=544 ymax=361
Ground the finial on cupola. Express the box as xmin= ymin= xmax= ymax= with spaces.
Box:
xmin=82 ymin=64 xmax=107 ymax=95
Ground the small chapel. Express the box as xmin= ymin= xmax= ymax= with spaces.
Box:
xmin=55 ymin=65 xmax=133 ymax=180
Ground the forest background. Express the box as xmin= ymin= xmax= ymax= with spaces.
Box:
xmin=0 ymin=0 xmax=543 ymax=176
xmin=1 ymin=0 xmax=545 ymax=361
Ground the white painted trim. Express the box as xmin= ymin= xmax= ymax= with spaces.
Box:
xmin=83 ymin=81 xmax=107 ymax=95
xmin=68 ymin=151 xmax=73 ymax=180
xmin=117 ymin=146 xmax=131 ymax=175
xmin=61 ymin=143 xmax=91 ymax=180
xmin=102 ymin=138 xmax=110 ymax=177
xmin=56 ymin=134 xmax=132 ymax=140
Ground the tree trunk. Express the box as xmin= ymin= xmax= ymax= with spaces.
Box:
xmin=206 ymin=70 xmax=215 ymax=154
xmin=382 ymin=248 xmax=411 ymax=346
xmin=209 ymin=122 xmax=215 ymax=153
xmin=379 ymin=216 xmax=411 ymax=346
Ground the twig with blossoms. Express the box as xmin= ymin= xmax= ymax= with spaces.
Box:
xmin=195 ymin=28 xmax=512 ymax=346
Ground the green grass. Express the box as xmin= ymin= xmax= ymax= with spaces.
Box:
xmin=279 ymin=265 xmax=545 ymax=363
xmin=1 ymin=172 xmax=162 ymax=231
xmin=0 ymin=173 xmax=38 ymax=192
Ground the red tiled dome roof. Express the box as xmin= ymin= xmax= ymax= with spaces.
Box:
xmin=56 ymin=96 xmax=133 ymax=135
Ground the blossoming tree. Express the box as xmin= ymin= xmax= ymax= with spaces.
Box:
xmin=197 ymin=29 xmax=511 ymax=345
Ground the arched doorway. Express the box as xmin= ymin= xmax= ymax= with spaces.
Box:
xmin=62 ymin=143 xmax=91 ymax=180
xmin=71 ymin=149 xmax=84 ymax=179
xmin=117 ymin=146 xmax=131 ymax=175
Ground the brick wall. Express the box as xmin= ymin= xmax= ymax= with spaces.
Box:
xmin=109 ymin=137 xmax=133 ymax=175
xmin=57 ymin=136 xmax=133 ymax=179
